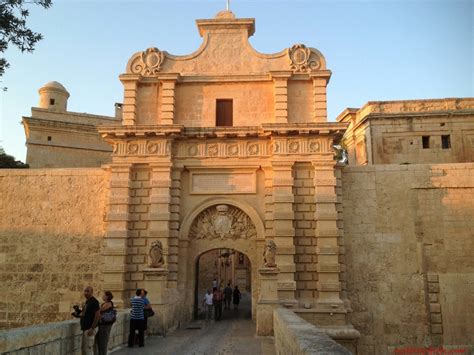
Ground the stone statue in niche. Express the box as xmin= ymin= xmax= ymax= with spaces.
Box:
xmin=263 ymin=240 xmax=277 ymax=268
xmin=149 ymin=240 xmax=164 ymax=268
xmin=190 ymin=204 xmax=257 ymax=240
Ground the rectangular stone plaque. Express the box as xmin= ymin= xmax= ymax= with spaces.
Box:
xmin=191 ymin=171 xmax=256 ymax=194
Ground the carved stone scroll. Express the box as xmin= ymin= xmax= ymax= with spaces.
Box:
xmin=129 ymin=48 xmax=165 ymax=76
xmin=288 ymin=44 xmax=321 ymax=73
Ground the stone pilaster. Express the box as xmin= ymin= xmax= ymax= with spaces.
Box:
xmin=168 ymin=166 xmax=182 ymax=287
xmin=159 ymin=74 xmax=179 ymax=125
xmin=148 ymin=162 xmax=179 ymax=285
xmin=102 ymin=163 xmax=133 ymax=308
xmin=120 ymin=77 xmax=138 ymax=126
xmin=311 ymin=76 xmax=327 ymax=122
xmin=256 ymin=267 xmax=280 ymax=336
xmin=268 ymin=161 xmax=297 ymax=304
xmin=271 ymin=71 xmax=292 ymax=123
xmin=144 ymin=268 xmax=169 ymax=334
xmin=312 ymin=161 xmax=344 ymax=309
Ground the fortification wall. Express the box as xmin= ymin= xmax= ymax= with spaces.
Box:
xmin=0 ymin=168 xmax=109 ymax=329
xmin=342 ymin=163 xmax=474 ymax=354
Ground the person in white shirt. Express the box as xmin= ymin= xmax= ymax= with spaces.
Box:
xmin=202 ymin=289 xmax=213 ymax=321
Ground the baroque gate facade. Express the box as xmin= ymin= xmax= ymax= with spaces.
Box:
xmin=98 ymin=10 xmax=357 ymax=341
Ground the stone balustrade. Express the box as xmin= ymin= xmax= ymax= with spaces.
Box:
xmin=273 ymin=307 xmax=351 ymax=355
xmin=0 ymin=311 xmax=130 ymax=354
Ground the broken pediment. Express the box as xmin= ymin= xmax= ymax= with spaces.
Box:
xmin=125 ymin=11 xmax=327 ymax=77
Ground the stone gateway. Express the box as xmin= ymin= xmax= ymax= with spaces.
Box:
xmin=1 ymin=9 xmax=473 ymax=355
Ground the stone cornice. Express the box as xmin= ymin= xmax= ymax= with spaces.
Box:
xmin=23 ymin=116 xmax=101 ymax=134
xmin=98 ymin=123 xmax=347 ymax=140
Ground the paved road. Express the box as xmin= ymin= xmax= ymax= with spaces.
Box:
xmin=113 ymin=293 xmax=275 ymax=355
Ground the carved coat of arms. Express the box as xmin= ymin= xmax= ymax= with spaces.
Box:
xmin=190 ymin=204 xmax=257 ymax=240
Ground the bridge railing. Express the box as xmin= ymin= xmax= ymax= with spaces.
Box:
xmin=0 ymin=311 xmax=130 ymax=354
xmin=273 ymin=307 xmax=352 ymax=355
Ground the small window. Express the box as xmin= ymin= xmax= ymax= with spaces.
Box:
xmin=422 ymin=136 xmax=430 ymax=149
xmin=47 ymin=136 xmax=52 ymax=141
xmin=441 ymin=135 xmax=451 ymax=149
xmin=50 ymin=98 xmax=55 ymax=105
xmin=216 ymin=99 xmax=233 ymax=127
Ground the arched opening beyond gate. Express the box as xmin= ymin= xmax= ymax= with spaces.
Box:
xmin=179 ymin=199 xmax=265 ymax=324
xmin=194 ymin=248 xmax=252 ymax=320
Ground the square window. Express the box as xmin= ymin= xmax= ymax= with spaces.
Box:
xmin=216 ymin=99 xmax=233 ymax=127
xmin=47 ymin=136 xmax=52 ymax=141
xmin=50 ymin=98 xmax=55 ymax=105
xmin=422 ymin=136 xmax=430 ymax=149
xmin=441 ymin=135 xmax=451 ymax=149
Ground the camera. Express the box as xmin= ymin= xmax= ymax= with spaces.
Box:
xmin=71 ymin=305 xmax=82 ymax=318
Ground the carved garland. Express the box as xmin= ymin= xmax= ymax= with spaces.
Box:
xmin=189 ymin=205 xmax=257 ymax=241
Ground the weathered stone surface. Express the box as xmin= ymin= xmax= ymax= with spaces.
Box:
xmin=273 ymin=307 xmax=351 ymax=354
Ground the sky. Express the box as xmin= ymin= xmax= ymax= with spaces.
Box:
xmin=0 ymin=0 xmax=472 ymax=161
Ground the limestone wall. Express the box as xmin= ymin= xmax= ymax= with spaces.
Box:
xmin=342 ymin=163 xmax=474 ymax=353
xmin=0 ymin=310 xmax=129 ymax=354
xmin=0 ymin=168 xmax=109 ymax=329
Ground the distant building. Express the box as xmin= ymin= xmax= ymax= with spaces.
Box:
xmin=22 ymin=81 xmax=121 ymax=168
xmin=338 ymin=98 xmax=474 ymax=165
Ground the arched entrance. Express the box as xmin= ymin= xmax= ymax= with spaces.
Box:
xmin=178 ymin=199 xmax=265 ymax=323
xmin=194 ymin=248 xmax=252 ymax=320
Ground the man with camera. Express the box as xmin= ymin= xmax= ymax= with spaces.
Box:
xmin=72 ymin=286 xmax=100 ymax=355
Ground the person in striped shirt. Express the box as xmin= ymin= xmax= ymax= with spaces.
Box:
xmin=127 ymin=289 xmax=145 ymax=347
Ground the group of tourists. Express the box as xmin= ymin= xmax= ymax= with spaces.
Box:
xmin=73 ymin=286 xmax=154 ymax=354
xmin=202 ymin=280 xmax=242 ymax=321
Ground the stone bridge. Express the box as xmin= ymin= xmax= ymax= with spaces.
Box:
xmin=1 ymin=294 xmax=352 ymax=354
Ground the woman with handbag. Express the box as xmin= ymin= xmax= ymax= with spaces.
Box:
xmin=95 ymin=291 xmax=116 ymax=355
xmin=141 ymin=289 xmax=154 ymax=334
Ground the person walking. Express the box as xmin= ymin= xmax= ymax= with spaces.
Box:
xmin=128 ymin=289 xmax=145 ymax=348
xmin=223 ymin=283 xmax=233 ymax=310
xmin=202 ymin=289 xmax=213 ymax=322
xmin=233 ymin=285 xmax=241 ymax=310
xmin=213 ymin=286 xmax=224 ymax=321
xmin=73 ymin=286 xmax=100 ymax=355
xmin=95 ymin=291 xmax=115 ymax=355
xmin=212 ymin=277 xmax=218 ymax=289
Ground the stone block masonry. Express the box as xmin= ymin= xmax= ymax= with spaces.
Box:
xmin=0 ymin=168 xmax=108 ymax=329
xmin=342 ymin=163 xmax=474 ymax=354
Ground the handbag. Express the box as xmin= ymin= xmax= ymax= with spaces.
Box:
xmin=100 ymin=308 xmax=117 ymax=324
xmin=144 ymin=308 xmax=155 ymax=318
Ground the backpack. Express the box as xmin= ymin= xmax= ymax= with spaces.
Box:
xmin=100 ymin=307 xmax=117 ymax=325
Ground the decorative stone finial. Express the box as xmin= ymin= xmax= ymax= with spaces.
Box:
xmin=149 ymin=240 xmax=164 ymax=268
xmin=263 ymin=239 xmax=277 ymax=267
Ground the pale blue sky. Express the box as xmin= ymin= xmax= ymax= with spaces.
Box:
xmin=0 ymin=0 xmax=472 ymax=161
